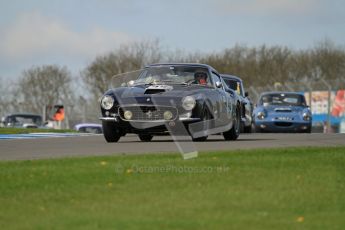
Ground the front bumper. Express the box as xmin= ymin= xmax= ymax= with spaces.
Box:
xmin=99 ymin=116 xmax=200 ymax=122
xmin=254 ymin=120 xmax=311 ymax=133
xmin=100 ymin=115 xmax=201 ymax=135
xmin=100 ymin=100 xmax=206 ymax=134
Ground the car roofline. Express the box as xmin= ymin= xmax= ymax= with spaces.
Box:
xmin=146 ymin=63 xmax=217 ymax=73
xmin=220 ymin=74 xmax=243 ymax=82
xmin=5 ymin=113 xmax=42 ymax=117
xmin=260 ymin=91 xmax=305 ymax=96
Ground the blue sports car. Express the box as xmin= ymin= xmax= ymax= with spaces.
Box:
xmin=253 ymin=92 xmax=312 ymax=133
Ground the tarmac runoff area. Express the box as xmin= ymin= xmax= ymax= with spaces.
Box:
xmin=0 ymin=133 xmax=344 ymax=161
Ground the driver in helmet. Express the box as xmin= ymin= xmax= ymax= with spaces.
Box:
xmin=194 ymin=72 xmax=208 ymax=85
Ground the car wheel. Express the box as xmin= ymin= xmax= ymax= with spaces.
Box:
xmin=223 ymin=105 xmax=240 ymax=140
xmin=254 ymin=126 xmax=262 ymax=133
xmin=244 ymin=125 xmax=252 ymax=133
xmin=102 ymin=121 xmax=122 ymax=143
xmin=138 ymin=134 xmax=153 ymax=142
xmin=303 ymin=127 xmax=312 ymax=133
xmin=192 ymin=107 xmax=210 ymax=142
xmin=240 ymin=122 xmax=244 ymax=133
xmin=192 ymin=136 xmax=208 ymax=142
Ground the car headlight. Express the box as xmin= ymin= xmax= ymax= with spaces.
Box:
xmin=124 ymin=110 xmax=133 ymax=120
xmin=163 ymin=111 xmax=173 ymax=120
xmin=302 ymin=112 xmax=311 ymax=121
xmin=257 ymin=111 xmax=266 ymax=120
xmin=101 ymin=95 xmax=114 ymax=110
xmin=182 ymin=96 xmax=196 ymax=111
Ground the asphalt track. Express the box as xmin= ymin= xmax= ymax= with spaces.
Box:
xmin=1 ymin=133 xmax=345 ymax=161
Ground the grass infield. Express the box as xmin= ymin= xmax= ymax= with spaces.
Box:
xmin=1 ymin=147 xmax=344 ymax=229
xmin=0 ymin=127 xmax=76 ymax=134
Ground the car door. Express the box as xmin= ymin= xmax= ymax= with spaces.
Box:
xmin=211 ymin=72 xmax=230 ymax=127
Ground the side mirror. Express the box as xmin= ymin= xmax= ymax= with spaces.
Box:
xmin=215 ymin=81 xmax=223 ymax=88
xmin=245 ymin=92 xmax=249 ymax=97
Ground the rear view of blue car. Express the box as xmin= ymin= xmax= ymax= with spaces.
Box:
xmin=253 ymin=92 xmax=312 ymax=133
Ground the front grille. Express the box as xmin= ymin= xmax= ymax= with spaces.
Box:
xmin=119 ymin=106 xmax=178 ymax=121
xmin=274 ymin=122 xmax=293 ymax=127
xmin=275 ymin=109 xmax=292 ymax=113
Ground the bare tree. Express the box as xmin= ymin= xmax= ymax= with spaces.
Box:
xmin=13 ymin=65 xmax=74 ymax=115
xmin=0 ymin=77 xmax=14 ymax=118
xmin=82 ymin=39 xmax=162 ymax=100
xmin=311 ymin=39 xmax=345 ymax=82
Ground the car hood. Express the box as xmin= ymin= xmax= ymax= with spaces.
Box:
xmin=110 ymin=84 xmax=212 ymax=99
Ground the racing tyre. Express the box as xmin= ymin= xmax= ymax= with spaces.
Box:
xmin=102 ymin=121 xmax=122 ymax=143
xmin=192 ymin=136 xmax=208 ymax=142
xmin=192 ymin=107 xmax=210 ymax=142
xmin=223 ymin=105 xmax=240 ymax=140
xmin=303 ymin=127 xmax=312 ymax=133
xmin=138 ymin=134 xmax=153 ymax=142
xmin=254 ymin=126 xmax=262 ymax=133
xmin=243 ymin=125 xmax=252 ymax=133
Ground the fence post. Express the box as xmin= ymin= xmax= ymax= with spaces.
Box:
xmin=302 ymin=81 xmax=313 ymax=111
xmin=321 ymin=78 xmax=332 ymax=133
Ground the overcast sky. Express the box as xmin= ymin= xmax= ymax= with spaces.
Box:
xmin=1 ymin=0 xmax=344 ymax=79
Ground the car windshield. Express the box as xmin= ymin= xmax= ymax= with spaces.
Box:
xmin=133 ymin=66 xmax=212 ymax=86
xmin=259 ymin=93 xmax=306 ymax=106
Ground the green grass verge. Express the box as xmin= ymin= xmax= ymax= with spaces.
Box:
xmin=0 ymin=127 xmax=76 ymax=134
xmin=1 ymin=147 xmax=344 ymax=229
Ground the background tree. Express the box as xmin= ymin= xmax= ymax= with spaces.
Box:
xmin=12 ymin=65 xmax=74 ymax=115
xmin=82 ymin=39 xmax=162 ymax=100
xmin=2 ymin=39 xmax=344 ymax=126
xmin=0 ymin=77 xmax=14 ymax=119
xmin=310 ymin=40 xmax=345 ymax=83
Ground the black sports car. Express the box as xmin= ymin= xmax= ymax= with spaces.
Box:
xmin=99 ymin=63 xmax=241 ymax=142
xmin=221 ymin=74 xmax=253 ymax=133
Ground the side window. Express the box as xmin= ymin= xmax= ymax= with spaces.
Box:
xmin=235 ymin=81 xmax=243 ymax=96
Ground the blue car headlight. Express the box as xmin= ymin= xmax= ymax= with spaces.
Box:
xmin=257 ymin=111 xmax=266 ymax=120
xmin=302 ymin=112 xmax=312 ymax=121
